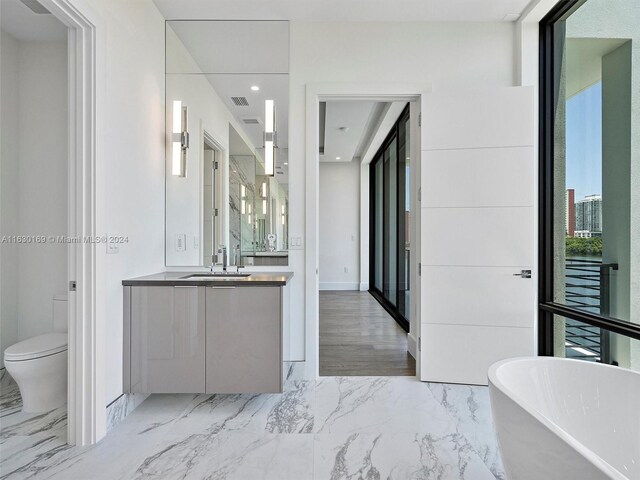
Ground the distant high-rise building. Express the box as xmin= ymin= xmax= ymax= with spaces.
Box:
xmin=565 ymin=189 xmax=575 ymax=237
xmin=575 ymin=194 xmax=602 ymax=234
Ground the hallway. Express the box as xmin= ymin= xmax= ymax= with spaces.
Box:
xmin=319 ymin=291 xmax=416 ymax=376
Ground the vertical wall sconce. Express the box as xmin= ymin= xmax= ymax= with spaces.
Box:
xmin=261 ymin=181 xmax=267 ymax=214
xmin=240 ymin=184 xmax=246 ymax=214
xmin=172 ymin=100 xmax=189 ymax=177
xmin=281 ymin=204 xmax=286 ymax=225
xmin=264 ymin=99 xmax=276 ymax=176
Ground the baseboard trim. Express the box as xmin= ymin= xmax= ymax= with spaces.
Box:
xmin=106 ymin=393 xmax=148 ymax=432
xmin=319 ymin=282 xmax=360 ymax=291
xmin=407 ymin=333 xmax=417 ymax=359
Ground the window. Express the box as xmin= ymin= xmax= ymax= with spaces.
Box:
xmin=539 ymin=0 xmax=639 ymax=366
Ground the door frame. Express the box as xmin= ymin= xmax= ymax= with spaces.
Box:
xmin=39 ymin=0 xmax=99 ymax=446
xmin=305 ymin=83 xmax=428 ymax=379
xmin=202 ymin=129 xmax=226 ymax=265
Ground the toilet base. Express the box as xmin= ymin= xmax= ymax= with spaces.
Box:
xmin=5 ymin=350 xmax=67 ymax=413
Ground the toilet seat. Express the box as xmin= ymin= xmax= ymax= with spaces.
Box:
xmin=4 ymin=333 xmax=68 ymax=361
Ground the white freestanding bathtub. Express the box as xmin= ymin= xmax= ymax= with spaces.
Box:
xmin=488 ymin=357 xmax=639 ymax=480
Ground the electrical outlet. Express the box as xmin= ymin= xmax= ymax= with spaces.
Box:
xmin=193 ymin=236 xmax=199 ymax=249
xmin=344 ymin=267 xmax=349 ymax=273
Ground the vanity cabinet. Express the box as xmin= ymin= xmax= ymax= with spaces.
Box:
xmin=124 ymin=281 xmax=284 ymax=394
xmin=128 ymin=286 xmax=205 ymax=393
xmin=205 ymin=286 xmax=282 ymax=393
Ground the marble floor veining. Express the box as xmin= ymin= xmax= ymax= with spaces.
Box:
xmin=0 ymin=366 xmax=504 ymax=480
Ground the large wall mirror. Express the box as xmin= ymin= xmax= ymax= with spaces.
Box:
xmin=165 ymin=20 xmax=289 ymax=267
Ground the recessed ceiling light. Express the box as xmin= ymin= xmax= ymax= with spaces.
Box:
xmin=335 ymin=156 xmax=341 ymax=160
xmin=284 ymin=162 xmax=289 ymax=165
xmin=251 ymin=85 xmax=260 ymax=91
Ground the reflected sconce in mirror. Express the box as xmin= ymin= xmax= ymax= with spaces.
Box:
xmin=241 ymin=184 xmax=246 ymax=214
xmin=261 ymin=182 xmax=267 ymax=214
xmin=172 ymin=100 xmax=189 ymax=177
xmin=281 ymin=204 xmax=286 ymax=225
xmin=264 ymin=100 xmax=276 ymax=176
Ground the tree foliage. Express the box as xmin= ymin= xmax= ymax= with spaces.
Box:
xmin=566 ymin=236 xmax=602 ymax=256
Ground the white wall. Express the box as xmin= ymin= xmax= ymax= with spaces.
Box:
xmin=17 ymin=41 xmax=68 ymax=340
xmin=289 ymin=21 xmax=517 ymax=375
xmin=319 ymin=161 xmax=360 ymax=290
xmin=0 ymin=30 xmax=20 ymax=369
xmin=76 ymin=0 xmax=167 ymax=404
xmin=0 ymin=32 xmax=67 ymax=367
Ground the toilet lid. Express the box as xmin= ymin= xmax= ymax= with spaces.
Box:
xmin=4 ymin=333 xmax=68 ymax=361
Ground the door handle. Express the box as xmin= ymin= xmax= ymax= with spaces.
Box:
xmin=513 ymin=270 xmax=532 ymax=279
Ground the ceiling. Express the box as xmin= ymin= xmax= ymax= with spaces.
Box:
xmin=0 ymin=0 xmax=67 ymax=42
xmin=566 ymin=38 xmax=628 ymax=98
xmin=153 ymin=0 xmax=531 ymax=22
xmin=321 ymin=101 xmax=408 ymax=165
xmin=320 ymin=101 xmax=376 ymax=163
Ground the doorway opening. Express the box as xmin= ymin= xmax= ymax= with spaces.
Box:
xmin=317 ymin=100 xmax=416 ymax=376
xmin=1 ymin=0 xmax=70 ymax=436
xmin=202 ymin=132 xmax=223 ymax=267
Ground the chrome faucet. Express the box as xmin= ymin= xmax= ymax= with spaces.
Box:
xmin=217 ymin=245 xmax=228 ymax=272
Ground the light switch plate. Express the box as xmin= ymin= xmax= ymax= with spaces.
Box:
xmin=176 ymin=234 xmax=186 ymax=252
xmin=106 ymin=235 xmax=119 ymax=254
xmin=289 ymin=235 xmax=304 ymax=250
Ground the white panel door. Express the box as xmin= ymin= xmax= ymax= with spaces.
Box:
xmin=419 ymin=87 xmax=536 ymax=385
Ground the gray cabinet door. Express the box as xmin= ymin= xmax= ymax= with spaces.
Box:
xmin=205 ymin=286 xmax=282 ymax=393
xmin=130 ymin=286 xmax=205 ymax=393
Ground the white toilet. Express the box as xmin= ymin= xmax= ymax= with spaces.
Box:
xmin=4 ymin=295 xmax=68 ymax=413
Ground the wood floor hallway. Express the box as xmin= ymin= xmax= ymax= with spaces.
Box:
xmin=319 ymin=291 xmax=416 ymax=376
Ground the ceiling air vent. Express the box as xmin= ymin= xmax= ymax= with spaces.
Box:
xmin=231 ymin=96 xmax=250 ymax=107
xmin=242 ymin=118 xmax=262 ymax=125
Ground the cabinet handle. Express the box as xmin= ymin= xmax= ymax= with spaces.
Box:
xmin=210 ymin=286 xmax=236 ymax=289
xmin=174 ymin=285 xmax=197 ymax=288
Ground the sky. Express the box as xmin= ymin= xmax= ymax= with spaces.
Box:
xmin=566 ymin=81 xmax=602 ymax=201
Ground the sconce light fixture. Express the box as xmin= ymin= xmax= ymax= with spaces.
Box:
xmin=241 ymin=184 xmax=246 ymax=214
xmin=281 ymin=204 xmax=286 ymax=225
xmin=172 ymin=100 xmax=189 ymax=177
xmin=262 ymin=199 xmax=267 ymax=215
xmin=264 ymin=99 xmax=276 ymax=176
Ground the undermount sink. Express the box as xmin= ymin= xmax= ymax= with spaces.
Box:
xmin=181 ymin=273 xmax=251 ymax=279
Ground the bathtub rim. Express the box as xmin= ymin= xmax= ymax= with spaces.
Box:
xmin=488 ymin=356 xmax=632 ymax=480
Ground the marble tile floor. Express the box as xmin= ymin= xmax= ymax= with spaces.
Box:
xmin=0 ymin=366 xmax=505 ymax=480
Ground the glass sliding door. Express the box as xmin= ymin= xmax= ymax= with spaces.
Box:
xmin=398 ymin=114 xmax=410 ymax=320
xmin=384 ymin=138 xmax=398 ymax=305
xmin=539 ymin=0 xmax=640 ymax=365
xmin=370 ymin=105 xmax=410 ymax=331
xmin=374 ymin=159 xmax=384 ymax=292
